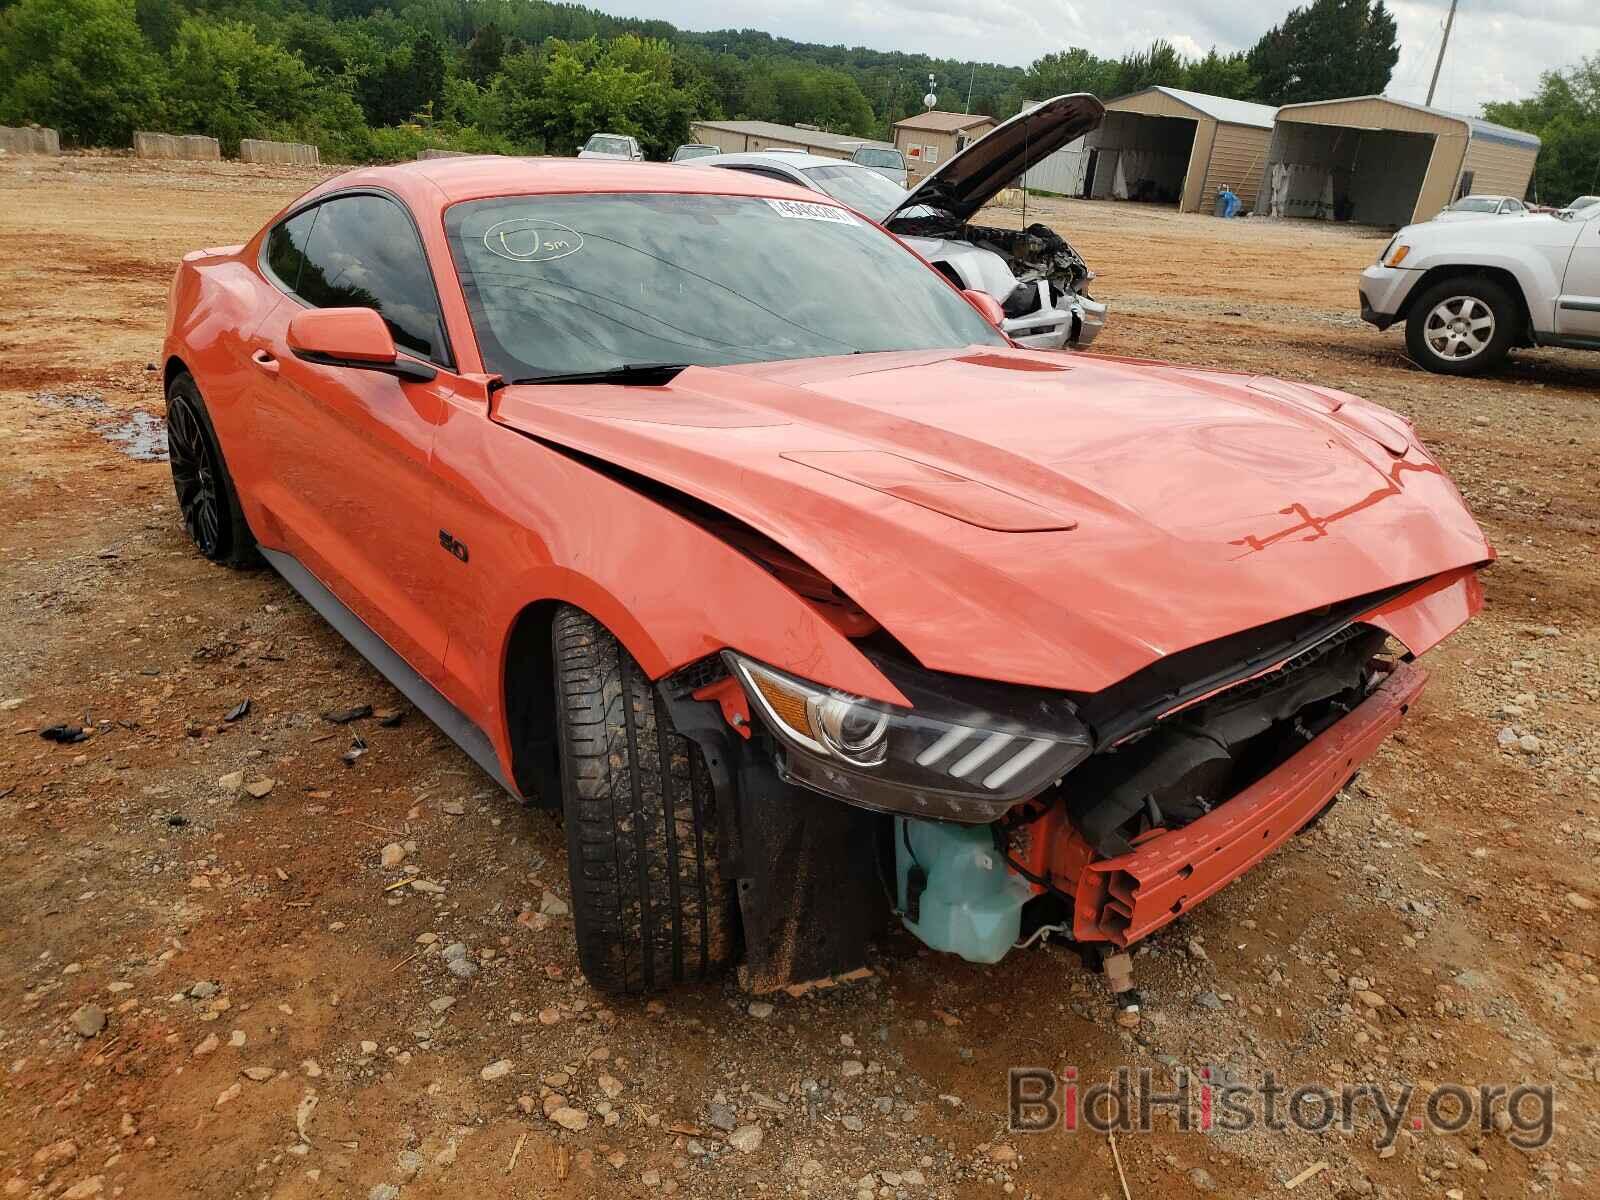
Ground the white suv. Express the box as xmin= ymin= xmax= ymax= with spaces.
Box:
xmin=1360 ymin=204 xmax=1600 ymax=374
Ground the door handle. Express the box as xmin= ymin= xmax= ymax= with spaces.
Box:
xmin=251 ymin=349 xmax=280 ymax=376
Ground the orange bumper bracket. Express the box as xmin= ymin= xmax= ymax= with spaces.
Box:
xmin=1073 ymin=660 xmax=1429 ymax=945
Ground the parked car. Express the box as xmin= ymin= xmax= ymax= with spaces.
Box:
xmin=162 ymin=149 xmax=1490 ymax=996
xmin=577 ymin=133 xmax=641 ymax=160
xmin=696 ymin=96 xmax=1109 ymax=349
xmin=1433 ymin=194 xmax=1529 ymax=222
xmin=849 ymin=144 xmax=907 ymax=186
xmin=1360 ymin=202 xmax=1600 ymax=374
xmin=1560 ymin=195 xmax=1599 ymax=217
xmin=670 ymin=143 xmax=720 ymax=162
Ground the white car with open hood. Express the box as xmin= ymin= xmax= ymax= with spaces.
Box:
xmin=693 ymin=94 xmax=1109 ymax=350
xmin=1360 ymin=202 xmax=1600 ymax=374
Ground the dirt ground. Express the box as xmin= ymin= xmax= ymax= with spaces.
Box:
xmin=1 ymin=155 xmax=1597 ymax=1200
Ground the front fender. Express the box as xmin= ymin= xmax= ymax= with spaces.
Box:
xmin=427 ymin=410 xmax=909 ymax=786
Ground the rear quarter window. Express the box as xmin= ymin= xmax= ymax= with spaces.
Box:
xmin=264 ymin=208 xmax=317 ymax=292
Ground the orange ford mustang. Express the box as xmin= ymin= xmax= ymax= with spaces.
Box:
xmin=161 ymin=110 xmax=1491 ymax=996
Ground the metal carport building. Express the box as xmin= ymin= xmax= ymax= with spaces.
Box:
xmin=1260 ymin=96 xmax=1541 ymax=227
xmin=1058 ymin=87 xmax=1277 ymax=213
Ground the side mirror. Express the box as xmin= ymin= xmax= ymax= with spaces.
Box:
xmin=962 ymin=288 xmax=1007 ymax=330
xmin=286 ymin=307 xmax=436 ymax=382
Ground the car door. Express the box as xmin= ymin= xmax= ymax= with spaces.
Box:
xmin=249 ymin=191 xmax=455 ymax=675
xmin=1556 ymin=212 xmax=1600 ymax=340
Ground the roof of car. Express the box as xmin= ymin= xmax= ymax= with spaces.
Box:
xmin=703 ymin=151 xmax=846 ymax=171
xmin=306 ymin=156 xmax=841 ymax=208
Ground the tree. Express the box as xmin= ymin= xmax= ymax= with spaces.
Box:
xmin=1184 ymin=49 xmax=1257 ymax=100
xmin=1112 ymin=40 xmax=1185 ymax=96
xmin=357 ymin=29 xmax=447 ymax=126
xmin=1006 ymin=48 xmax=1119 ymax=110
xmin=165 ymin=17 xmax=319 ymax=153
xmin=740 ymin=60 xmax=875 ymax=135
xmin=1484 ymin=55 xmax=1600 ymax=205
xmin=522 ymin=35 xmax=700 ymax=156
xmin=465 ymin=21 xmax=505 ymax=84
xmin=1247 ymin=0 xmax=1399 ymax=105
xmin=0 ymin=0 xmax=163 ymax=145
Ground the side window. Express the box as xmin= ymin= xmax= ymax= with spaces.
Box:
xmin=264 ymin=208 xmax=318 ymax=293
xmin=295 ymin=194 xmax=448 ymax=364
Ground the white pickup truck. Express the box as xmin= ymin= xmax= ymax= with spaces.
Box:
xmin=1360 ymin=202 xmax=1600 ymax=374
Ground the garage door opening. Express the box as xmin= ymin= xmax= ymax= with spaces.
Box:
xmin=1083 ymin=112 xmax=1196 ymax=205
xmin=1262 ymin=123 xmax=1437 ymax=226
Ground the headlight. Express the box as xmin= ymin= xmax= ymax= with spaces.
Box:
xmin=725 ymin=651 xmax=1093 ymax=822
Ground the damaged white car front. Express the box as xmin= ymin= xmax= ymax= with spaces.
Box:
xmin=883 ymin=94 xmax=1109 ymax=350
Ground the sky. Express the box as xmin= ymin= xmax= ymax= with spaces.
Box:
xmin=589 ymin=0 xmax=1599 ymax=112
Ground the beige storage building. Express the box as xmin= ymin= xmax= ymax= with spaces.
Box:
xmin=688 ymin=119 xmax=893 ymax=161
xmin=1072 ymin=87 xmax=1277 ymax=212
xmin=892 ymin=111 xmax=997 ymax=184
xmin=1260 ymin=96 xmax=1541 ymax=227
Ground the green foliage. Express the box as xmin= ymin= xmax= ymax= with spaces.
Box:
xmin=1183 ymin=49 xmax=1258 ymax=100
xmin=528 ymin=34 xmax=698 ymax=157
xmin=464 ymin=21 xmax=505 ymax=84
xmin=741 ymin=60 xmax=877 ymax=136
xmin=0 ymin=0 xmax=164 ymax=145
xmin=165 ymin=17 xmax=318 ymax=153
xmin=1484 ymin=55 xmax=1600 ymax=205
xmin=1247 ymin=0 xmax=1399 ymax=105
xmin=0 ymin=0 xmax=1501 ymax=170
xmin=1003 ymin=41 xmax=1258 ymax=112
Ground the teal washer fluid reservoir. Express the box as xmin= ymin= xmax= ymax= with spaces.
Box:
xmin=894 ymin=816 xmax=1034 ymax=963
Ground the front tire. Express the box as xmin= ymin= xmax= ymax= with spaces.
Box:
xmin=552 ymin=607 xmax=735 ymax=993
xmin=165 ymin=372 xmax=257 ymax=566
xmin=1404 ymin=277 xmax=1517 ymax=376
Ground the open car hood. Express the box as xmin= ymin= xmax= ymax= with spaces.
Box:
xmin=885 ymin=94 xmax=1105 ymax=230
xmin=490 ymin=348 xmax=1491 ymax=695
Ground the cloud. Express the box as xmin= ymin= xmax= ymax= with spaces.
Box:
xmin=589 ymin=0 xmax=1594 ymax=109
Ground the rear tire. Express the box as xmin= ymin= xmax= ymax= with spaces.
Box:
xmin=552 ymin=606 xmax=735 ymax=993
xmin=165 ymin=372 xmax=257 ymax=567
xmin=1404 ymin=277 xmax=1517 ymax=376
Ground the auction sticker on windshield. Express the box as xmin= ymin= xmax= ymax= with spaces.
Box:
xmin=765 ymin=198 xmax=856 ymax=224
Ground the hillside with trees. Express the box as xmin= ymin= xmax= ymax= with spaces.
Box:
xmin=1 ymin=0 xmax=1575 ymax=198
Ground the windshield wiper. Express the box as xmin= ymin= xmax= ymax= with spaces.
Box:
xmin=511 ymin=362 xmax=689 ymax=386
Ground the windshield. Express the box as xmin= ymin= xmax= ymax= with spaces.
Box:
xmin=853 ymin=148 xmax=904 ymax=169
xmin=584 ymin=136 xmax=631 ymax=155
xmin=801 ymin=164 xmax=908 ymax=223
xmin=673 ymin=144 xmax=719 ymax=161
xmin=1449 ymin=197 xmax=1499 ymax=213
xmin=445 ymin=192 xmax=1004 ymax=380
xmin=1566 ymin=196 xmax=1599 ymax=213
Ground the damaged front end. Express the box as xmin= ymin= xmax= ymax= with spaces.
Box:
xmin=668 ymin=567 xmax=1478 ymax=990
xmin=884 ymin=94 xmax=1110 ymax=350
xmin=899 ymin=218 xmax=1106 ymax=348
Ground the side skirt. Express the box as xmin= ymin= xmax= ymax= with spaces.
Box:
xmin=258 ymin=547 xmax=517 ymax=797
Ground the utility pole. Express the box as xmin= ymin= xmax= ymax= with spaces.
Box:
xmin=1426 ymin=0 xmax=1460 ymax=107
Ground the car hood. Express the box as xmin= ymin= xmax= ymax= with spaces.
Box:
xmin=490 ymin=348 xmax=1491 ymax=694
xmin=1402 ymin=211 xmax=1580 ymax=251
xmin=885 ymin=93 xmax=1105 ymax=230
